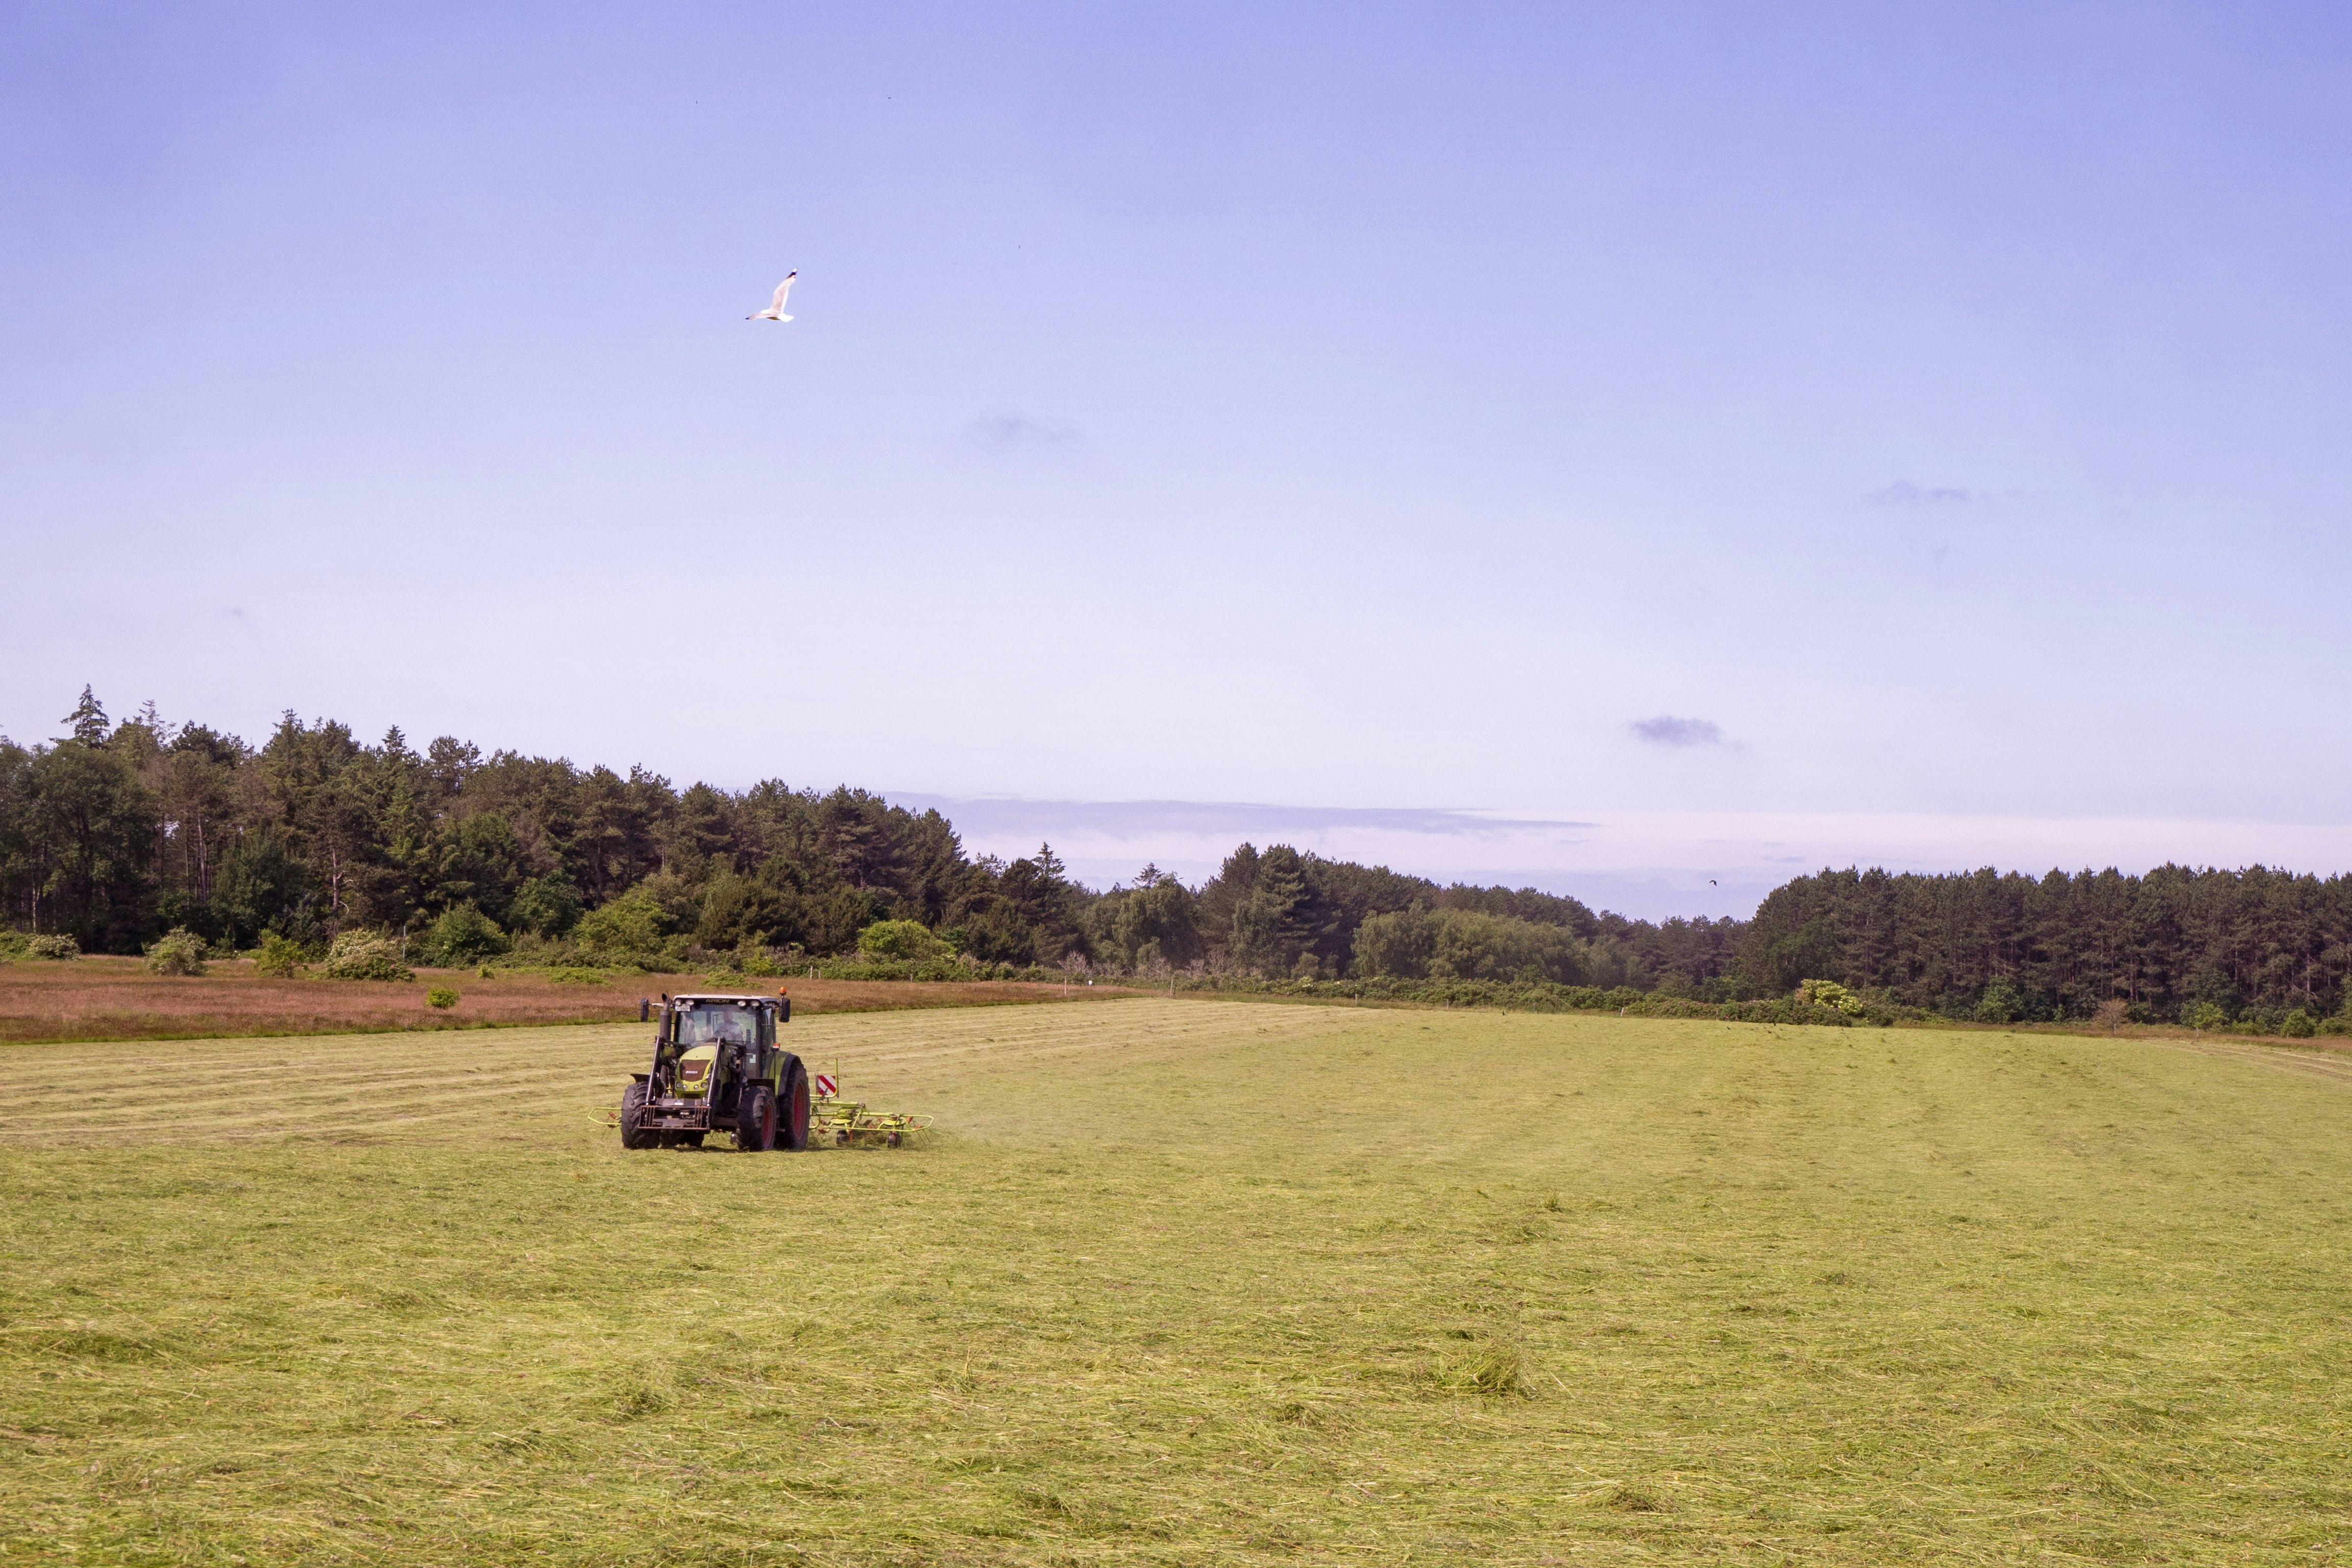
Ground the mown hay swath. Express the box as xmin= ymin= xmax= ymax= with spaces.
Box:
xmin=4 ymin=1002 xmax=2351 ymax=1565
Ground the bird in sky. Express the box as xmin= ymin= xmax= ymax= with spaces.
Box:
xmin=1709 ymin=879 xmax=1718 ymax=886
xmin=749 ymin=272 xmax=797 ymax=322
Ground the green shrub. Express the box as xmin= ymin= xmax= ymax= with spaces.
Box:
xmin=144 ymin=928 xmax=207 ymax=976
xmin=791 ymin=955 xmax=990 ymax=983
xmin=1797 ymin=978 xmax=1867 ymax=1016
xmin=27 ymin=935 xmax=79 ymax=961
xmin=0 ymin=930 xmax=27 ymax=961
xmin=2186 ymin=1001 xmax=2228 ymax=1032
xmin=858 ymin=919 xmax=949 ymax=962
xmin=423 ymin=904 xmax=509 ymax=966
xmin=425 ymin=987 xmax=459 ymax=1010
xmin=254 ymin=930 xmax=307 ymax=978
xmin=2282 ymin=1008 xmax=2317 ymax=1038
xmin=1975 ymin=977 xmax=2024 ymax=1025
xmin=499 ymin=932 xmax=577 ymax=968
xmin=322 ymin=930 xmax=414 ymax=982
xmin=574 ymin=888 xmax=670 ymax=966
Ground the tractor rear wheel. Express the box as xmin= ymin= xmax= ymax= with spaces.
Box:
xmin=619 ymin=1082 xmax=653 ymax=1149
xmin=737 ymin=1086 xmax=775 ymax=1152
xmin=780 ymin=1060 xmax=811 ymax=1152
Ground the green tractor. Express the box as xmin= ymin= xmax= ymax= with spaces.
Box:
xmin=620 ymin=991 xmax=810 ymax=1151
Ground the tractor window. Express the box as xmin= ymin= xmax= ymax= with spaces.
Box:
xmin=674 ymin=1004 xmax=755 ymax=1048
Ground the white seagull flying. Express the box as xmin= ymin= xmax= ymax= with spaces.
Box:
xmin=749 ymin=272 xmax=797 ymax=322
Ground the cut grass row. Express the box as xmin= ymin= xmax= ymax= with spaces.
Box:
xmin=5 ymin=1002 xmax=2351 ymax=1563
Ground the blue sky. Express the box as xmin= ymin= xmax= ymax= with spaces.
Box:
xmin=5 ymin=3 xmax=2349 ymax=915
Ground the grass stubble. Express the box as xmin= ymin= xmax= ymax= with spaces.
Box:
xmin=3 ymin=1000 xmax=2350 ymax=1564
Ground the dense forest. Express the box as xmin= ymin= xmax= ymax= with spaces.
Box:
xmin=3 ymin=689 xmax=2348 ymax=1027
xmin=1739 ymin=865 xmax=2352 ymax=1028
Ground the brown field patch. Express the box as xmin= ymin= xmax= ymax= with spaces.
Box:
xmin=0 ymin=954 xmax=1134 ymax=1045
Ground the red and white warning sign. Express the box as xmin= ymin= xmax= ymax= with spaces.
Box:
xmin=813 ymin=1073 xmax=839 ymax=1099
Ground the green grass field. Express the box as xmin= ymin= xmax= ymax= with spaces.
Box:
xmin=5 ymin=1000 xmax=2351 ymax=1565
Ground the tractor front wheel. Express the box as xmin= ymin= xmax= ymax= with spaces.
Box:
xmin=737 ymin=1086 xmax=776 ymax=1152
xmin=780 ymin=1060 xmax=811 ymax=1152
xmin=619 ymin=1083 xmax=653 ymax=1150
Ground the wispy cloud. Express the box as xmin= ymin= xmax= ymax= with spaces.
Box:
xmin=893 ymin=795 xmax=1593 ymax=840
xmin=1869 ymin=480 xmax=1976 ymax=506
xmin=1629 ymin=716 xmax=1727 ymax=748
xmin=966 ymin=409 xmax=1082 ymax=451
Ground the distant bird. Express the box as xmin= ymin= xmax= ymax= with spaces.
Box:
xmin=749 ymin=272 xmax=797 ymax=322
xmin=1709 ymin=878 xmax=1717 ymax=885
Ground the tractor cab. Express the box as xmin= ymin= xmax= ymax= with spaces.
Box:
xmin=674 ymin=997 xmax=763 ymax=1049
xmin=664 ymin=997 xmax=764 ymax=1098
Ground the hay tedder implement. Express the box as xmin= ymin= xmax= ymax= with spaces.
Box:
xmin=607 ymin=989 xmax=929 ymax=1151
xmin=808 ymin=1070 xmax=934 ymax=1148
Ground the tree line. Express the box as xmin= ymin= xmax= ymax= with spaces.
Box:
xmin=1740 ymin=865 xmax=2352 ymax=1029
xmin=3 ymin=689 xmax=2346 ymax=1025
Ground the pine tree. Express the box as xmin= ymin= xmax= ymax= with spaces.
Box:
xmin=63 ymin=686 xmax=109 ymax=746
